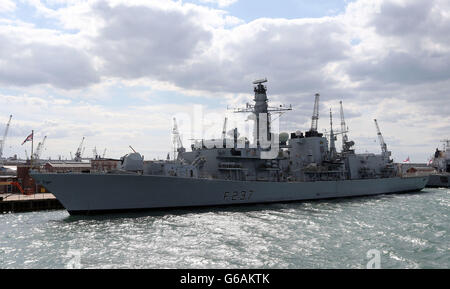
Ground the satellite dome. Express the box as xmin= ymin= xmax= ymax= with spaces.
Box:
xmin=279 ymin=132 xmax=289 ymax=143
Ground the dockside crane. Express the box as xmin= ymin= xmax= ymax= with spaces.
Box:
xmin=102 ymin=148 xmax=107 ymax=159
xmin=172 ymin=117 xmax=184 ymax=160
xmin=306 ymin=93 xmax=321 ymax=137
xmin=93 ymin=146 xmax=98 ymax=159
xmin=0 ymin=115 xmax=12 ymax=160
xmin=311 ymin=93 xmax=320 ymax=132
xmin=374 ymin=119 xmax=391 ymax=159
xmin=33 ymin=135 xmax=47 ymax=160
xmin=74 ymin=137 xmax=85 ymax=162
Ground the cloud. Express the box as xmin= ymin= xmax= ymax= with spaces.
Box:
xmin=0 ymin=26 xmax=99 ymax=89
xmin=0 ymin=0 xmax=15 ymax=12
xmin=344 ymin=0 xmax=450 ymax=85
xmin=347 ymin=51 xmax=450 ymax=84
xmin=92 ymin=0 xmax=212 ymax=79
xmin=198 ymin=0 xmax=238 ymax=8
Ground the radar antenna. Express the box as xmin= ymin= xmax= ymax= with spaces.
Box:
xmin=252 ymin=78 xmax=268 ymax=85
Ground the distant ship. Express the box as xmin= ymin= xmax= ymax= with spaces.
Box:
xmin=427 ymin=140 xmax=450 ymax=188
xmin=31 ymin=79 xmax=428 ymax=215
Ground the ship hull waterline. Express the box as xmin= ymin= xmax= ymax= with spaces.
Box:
xmin=30 ymin=173 xmax=429 ymax=215
xmin=426 ymin=173 xmax=450 ymax=188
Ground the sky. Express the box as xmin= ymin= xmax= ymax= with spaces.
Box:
xmin=0 ymin=0 xmax=449 ymax=162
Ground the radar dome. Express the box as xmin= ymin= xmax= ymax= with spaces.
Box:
xmin=279 ymin=132 xmax=289 ymax=143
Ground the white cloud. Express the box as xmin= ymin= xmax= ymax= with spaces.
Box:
xmin=0 ymin=35 xmax=99 ymax=88
xmin=198 ymin=0 xmax=238 ymax=8
xmin=0 ymin=0 xmax=15 ymax=12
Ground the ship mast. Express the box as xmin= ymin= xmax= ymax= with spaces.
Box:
xmin=339 ymin=101 xmax=348 ymax=150
xmin=253 ymin=78 xmax=269 ymax=142
xmin=222 ymin=117 xmax=228 ymax=148
xmin=339 ymin=101 xmax=354 ymax=152
xmin=233 ymin=79 xmax=291 ymax=147
xmin=329 ymin=108 xmax=336 ymax=160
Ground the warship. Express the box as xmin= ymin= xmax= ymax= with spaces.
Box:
xmin=31 ymin=79 xmax=428 ymax=215
xmin=427 ymin=140 xmax=450 ymax=187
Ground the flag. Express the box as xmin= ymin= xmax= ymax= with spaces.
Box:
xmin=427 ymin=159 xmax=433 ymax=166
xmin=403 ymin=156 xmax=410 ymax=163
xmin=21 ymin=132 xmax=33 ymax=145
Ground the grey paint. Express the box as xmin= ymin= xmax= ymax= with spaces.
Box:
xmin=31 ymin=172 xmax=428 ymax=213
xmin=30 ymin=80 xmax=430 ymax=214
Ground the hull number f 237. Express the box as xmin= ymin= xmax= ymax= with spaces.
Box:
xmin=223 ymin=190 xmax=253 ymax=201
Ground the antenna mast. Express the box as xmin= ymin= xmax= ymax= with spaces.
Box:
xmin=339 ymin=101 xmax=348 ymax=147
xmin=222 ymin=117 xmax=228 ymax=147
xmin=338 ymin=101 xmax=355 ymax=152
xmin=329 ymin=108 xmax=336 ymax=159
xmin=233 ymin=79 xmax=292 ymax=145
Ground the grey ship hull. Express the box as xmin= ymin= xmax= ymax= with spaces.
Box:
xmin=31 ymin=172 xmax=428 ymax=215
xmin=427 ymin=173 xmax=449 ymax=188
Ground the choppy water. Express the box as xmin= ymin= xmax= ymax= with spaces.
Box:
xmin=0 ymin=188 xmax=448 ymax=269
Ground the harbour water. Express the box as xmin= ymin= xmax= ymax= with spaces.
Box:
xmin=0 ymin=188 xmax=448 ymax=269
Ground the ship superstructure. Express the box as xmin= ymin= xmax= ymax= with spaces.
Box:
xmin=428 ymin=140 xmax=450 ymax=187
xmin=146 ymin=80 xmax=397 ymax=183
